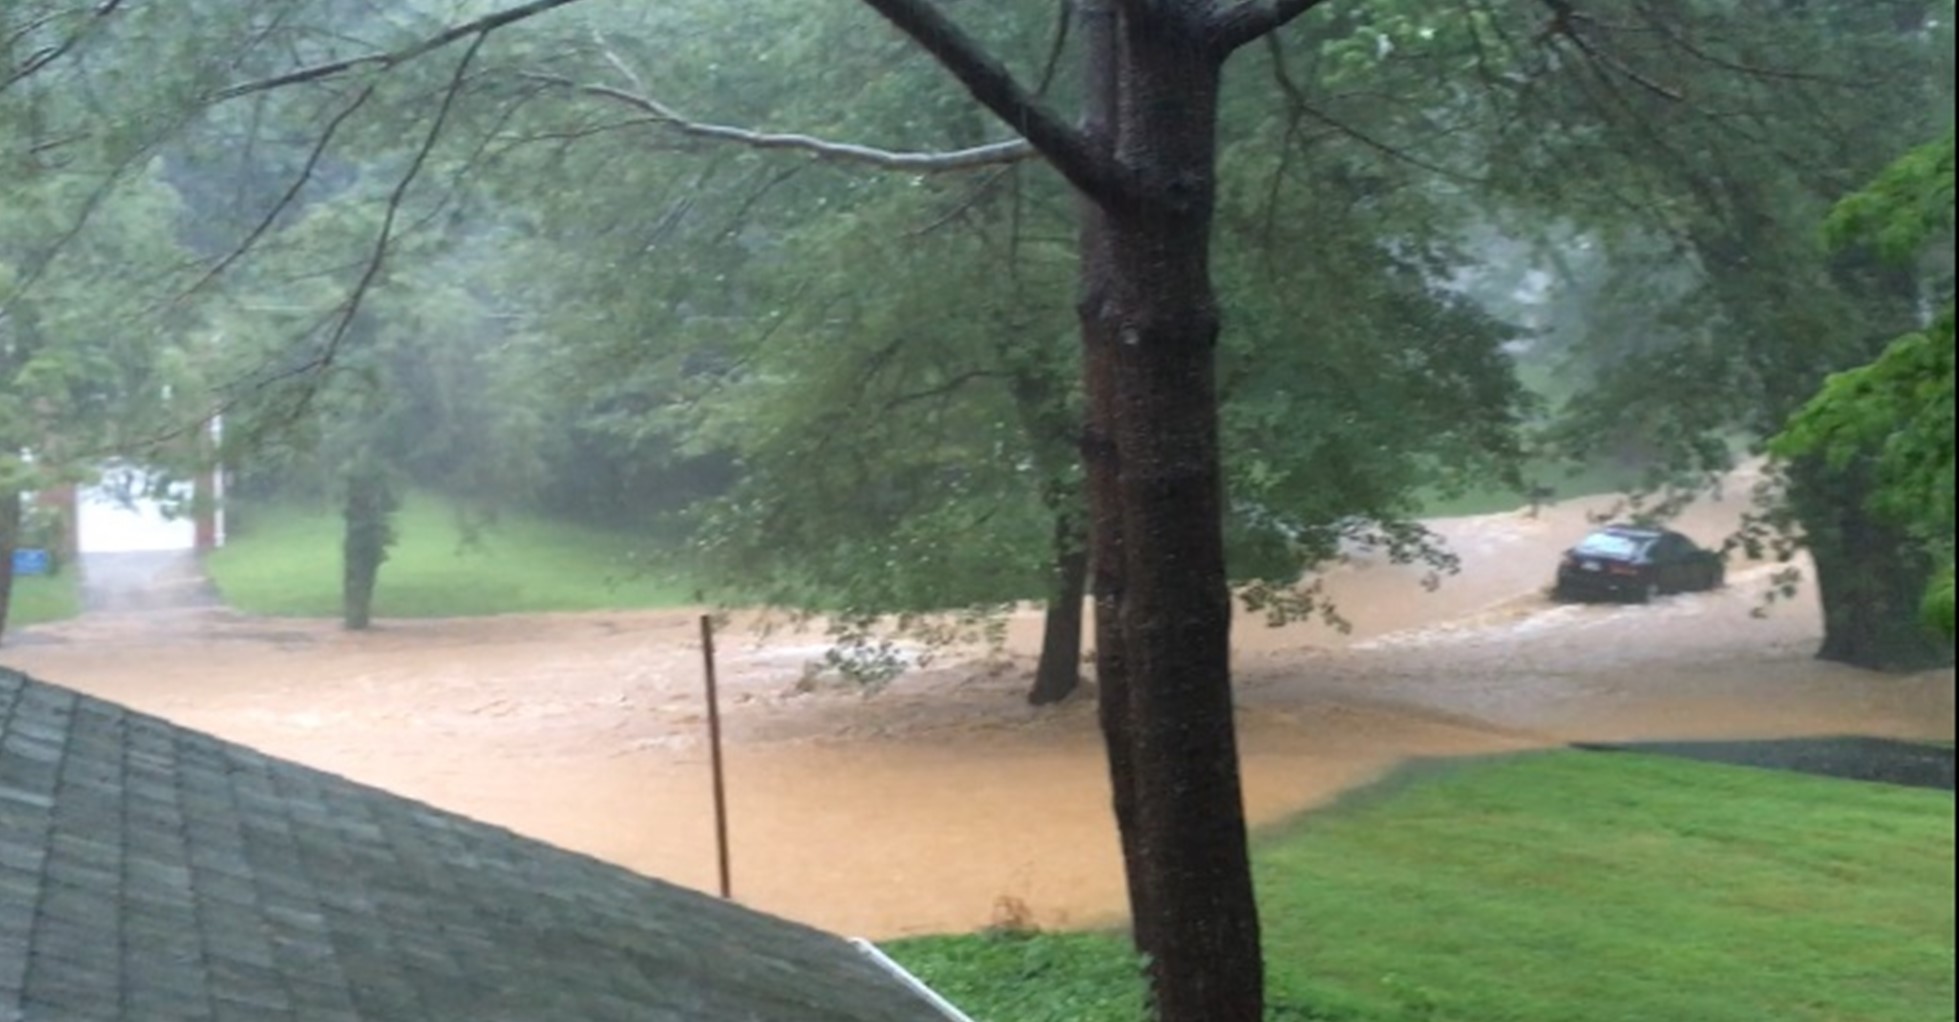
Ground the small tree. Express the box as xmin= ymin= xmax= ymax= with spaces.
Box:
xmin=338 ymin=454 xmax=398 ymax=629
xmin=216 ymin=217 xmax=546 ymax=631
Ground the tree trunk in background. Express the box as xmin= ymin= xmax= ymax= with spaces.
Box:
xmin=1006 ymin=358 xmax=1092 ymax=708
xmin=0 ymin=489 xmax=21 ymax=644
xmin=341 ymin=465 xmax=396 ymax=631
xmin=1028 ymin=515 xmax=1089 ymax=705
xmin=1793 ymin=456 xmax=1955 ymax=671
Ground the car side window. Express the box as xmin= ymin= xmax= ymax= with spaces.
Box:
xmin=1654 ymin=535 xmax=1686 ymax=562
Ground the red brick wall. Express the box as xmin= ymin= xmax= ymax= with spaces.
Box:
xmin=32 ymin=485 xmax=80 ymax=557
xmin=195 ymin=468 xmax=219 ymax=550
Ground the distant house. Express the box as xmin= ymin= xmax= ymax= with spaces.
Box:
xmin=61 ymin=459 xmax=224 ymax=557
xmin=0 ymin=668 xmax=964 ymax=1021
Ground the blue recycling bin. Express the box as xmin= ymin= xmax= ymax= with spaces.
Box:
xmin=11 ymin=549 xmax=51 ymax=576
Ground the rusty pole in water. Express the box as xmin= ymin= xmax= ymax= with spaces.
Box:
xmin=700 ymin=614 xmax=733 ymax=900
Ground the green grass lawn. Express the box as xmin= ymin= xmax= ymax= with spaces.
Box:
xmin=206 ymin=496 xmax=696 ymax=618
xmin=891 ymin=752 xmax=1957 ymax=1022
xmin=9 ymin=572 xmax=81 ymax=627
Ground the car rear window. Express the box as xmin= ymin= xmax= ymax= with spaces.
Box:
xmin=1575 ymin=532 xmax=1648 ymax=559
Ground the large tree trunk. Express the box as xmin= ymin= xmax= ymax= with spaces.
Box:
xmin=1028 ymin=514 xmax=1090 ymax=705
xmin=1101 ymin=211 xmax=1265 ymax=1022
xmin=1090 ymin=10 xmax=1263 ymax=1020
xmin=0 ymin=488 xmax=21 ymax=644
xmin=1076 ymin=0 xmax=1161 ymax=971
xmin=1793 ymin=456 xmax=1955 ymax=671
xmin=859 ymin=1 xmax=1265 ymax=1016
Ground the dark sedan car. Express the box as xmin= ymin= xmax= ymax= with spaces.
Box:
xmin=1554 ymin=525 xmax=1726 ymax=603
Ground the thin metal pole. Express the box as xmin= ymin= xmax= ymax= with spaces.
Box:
xmin=699 ymin=614 xmax=733 ymax=900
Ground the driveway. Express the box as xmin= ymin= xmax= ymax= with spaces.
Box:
xmin=79 ymin=550 xmax=220 ymax=615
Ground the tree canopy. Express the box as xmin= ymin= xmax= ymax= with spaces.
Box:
xmin=1775 ymin=134 xmax=1956 ymax=637
xmin=4 ymin=1 xmax=1954 ymax=1017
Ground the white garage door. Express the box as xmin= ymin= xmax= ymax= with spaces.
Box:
xmin=76 ymin=467 xmax=196 ymax=554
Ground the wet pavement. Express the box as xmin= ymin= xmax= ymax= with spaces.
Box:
xmin=78 ymin=550 xmax=220 ymax=614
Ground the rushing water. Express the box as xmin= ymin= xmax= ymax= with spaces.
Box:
xmin=7 ymin=480 xmax=1951 ymax=938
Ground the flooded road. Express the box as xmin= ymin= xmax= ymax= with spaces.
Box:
xmin=5 ymin=480 xmax=1951 ymax=938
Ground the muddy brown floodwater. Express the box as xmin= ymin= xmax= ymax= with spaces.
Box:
xmin=6 ymin=478 xmax=1953 ymax=939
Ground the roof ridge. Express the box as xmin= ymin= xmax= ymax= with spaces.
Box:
xmin=0 ymin=667 xmax=951 ymax=1021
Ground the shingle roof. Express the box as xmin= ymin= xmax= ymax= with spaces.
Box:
xmin=0 ymin=668 xmax=949 ymax=1022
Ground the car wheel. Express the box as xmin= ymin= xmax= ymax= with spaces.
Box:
xmin=1635 ymin=582 xmax=1661 ymax=605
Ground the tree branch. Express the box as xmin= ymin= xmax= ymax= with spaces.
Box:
xmin=909 ymin=166 xmax=1016 ymax=236
xmin=0 ymin=140 xmax=151 ymax=321
xmin=1631 ymin=1 xmax=1869 ymax=88
xmin=212 ymin=0 xmax=591 ymax=101
xmin=182 ymin=84 xmax=381 ymax=299
xmin=1538 ymin=0 xmax=1684 ymax=102
xmin=2 ymin=0 xmax=127 ymax=95
xmin=523 ymin=72 xmax=1038 ymax=172
xmin=884 ymin=369 xmax=1011 ymax=412
xmin=592 ymin=30 xmax=648 ymax=93
xmin=1265 ymin=35 xmax=1483 ymax=185
xmin=1033 ymin=0 xmax=1074 ymax=98
xmin=282 ymin=33 xmax=487 ymax=427
xmin=853 ymin=0 xmax=1132 ymax=205
xmin=1210 ymin=0 xmax=1339 ymax=55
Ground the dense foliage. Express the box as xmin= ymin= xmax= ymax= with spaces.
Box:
xmin=8 ymin=1 xmax=1951 ymax=662
xmin=1774 ymin=135 xmax=1957 ymax=637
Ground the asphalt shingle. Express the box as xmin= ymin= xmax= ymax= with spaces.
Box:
xmin=0 ymin=668 xmax=950 ymax=1021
